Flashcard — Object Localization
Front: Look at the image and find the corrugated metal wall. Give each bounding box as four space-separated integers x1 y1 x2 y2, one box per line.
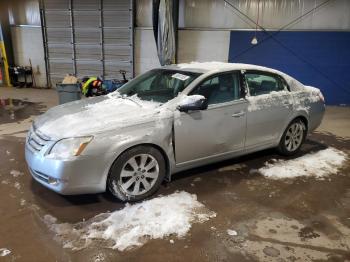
136 0 350 30
41 0 134 86
179 0 350 30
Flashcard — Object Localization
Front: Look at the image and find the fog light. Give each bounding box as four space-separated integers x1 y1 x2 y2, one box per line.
48 177 59 185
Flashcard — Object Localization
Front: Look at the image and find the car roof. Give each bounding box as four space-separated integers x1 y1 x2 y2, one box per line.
163 62 284 75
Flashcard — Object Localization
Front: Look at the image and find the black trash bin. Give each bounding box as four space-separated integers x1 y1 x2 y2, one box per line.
56 83 81 105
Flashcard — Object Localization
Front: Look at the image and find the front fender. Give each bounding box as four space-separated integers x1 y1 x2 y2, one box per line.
90 119 175 189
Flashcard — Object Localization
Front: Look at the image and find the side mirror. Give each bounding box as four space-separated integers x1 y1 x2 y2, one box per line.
177 95 208 112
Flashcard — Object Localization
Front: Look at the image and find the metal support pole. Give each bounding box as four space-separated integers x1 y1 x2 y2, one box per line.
172 0 179 64
131 0 135 78
100 0 105 79
39 0 51 88
69 0 77 76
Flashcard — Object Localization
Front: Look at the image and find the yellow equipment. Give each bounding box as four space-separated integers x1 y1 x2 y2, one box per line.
0 22 11 86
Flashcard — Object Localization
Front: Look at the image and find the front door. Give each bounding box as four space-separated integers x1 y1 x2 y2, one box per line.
174 71 247 164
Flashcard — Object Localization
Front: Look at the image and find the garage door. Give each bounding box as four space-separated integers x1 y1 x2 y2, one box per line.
41 0 134 86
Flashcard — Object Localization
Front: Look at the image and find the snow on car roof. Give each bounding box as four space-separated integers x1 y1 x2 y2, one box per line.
164 61 279 74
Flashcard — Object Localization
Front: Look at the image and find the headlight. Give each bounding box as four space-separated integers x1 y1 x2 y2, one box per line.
48 136 93 159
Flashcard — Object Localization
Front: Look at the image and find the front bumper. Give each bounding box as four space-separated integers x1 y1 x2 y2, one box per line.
25 144 110 195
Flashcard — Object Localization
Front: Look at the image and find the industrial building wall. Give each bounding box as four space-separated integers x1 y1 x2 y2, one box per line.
134 28 159 75
10 26 47 87
135 0 350 74
6 0 350 88
8 0 47 87
134 28 230 75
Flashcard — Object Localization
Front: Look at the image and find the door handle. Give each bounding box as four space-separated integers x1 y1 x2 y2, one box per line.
232 111 245 118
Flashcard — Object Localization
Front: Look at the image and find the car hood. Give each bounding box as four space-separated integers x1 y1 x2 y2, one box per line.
35 94 170 139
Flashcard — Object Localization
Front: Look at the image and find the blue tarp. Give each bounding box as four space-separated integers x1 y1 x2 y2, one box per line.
228 31 350 105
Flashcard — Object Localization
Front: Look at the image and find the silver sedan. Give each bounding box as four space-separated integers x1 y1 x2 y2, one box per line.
25 62 325 201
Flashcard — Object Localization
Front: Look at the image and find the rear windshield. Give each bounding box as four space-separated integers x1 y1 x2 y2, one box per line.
118 69 201 103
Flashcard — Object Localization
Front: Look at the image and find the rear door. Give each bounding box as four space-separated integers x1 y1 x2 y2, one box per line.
174 71 248 165
243 70 293 148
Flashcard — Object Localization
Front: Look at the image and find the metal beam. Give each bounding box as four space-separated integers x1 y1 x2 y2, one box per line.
39 0 50 88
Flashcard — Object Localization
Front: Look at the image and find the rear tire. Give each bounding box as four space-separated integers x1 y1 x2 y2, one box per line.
107 146 166 202
277 119 307 156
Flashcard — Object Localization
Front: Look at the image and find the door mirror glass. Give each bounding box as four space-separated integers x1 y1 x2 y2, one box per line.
177 95 208 112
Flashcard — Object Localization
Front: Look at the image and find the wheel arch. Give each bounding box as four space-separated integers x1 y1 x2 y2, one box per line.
106 143 171 187
278 115 309 144
294 115 309 131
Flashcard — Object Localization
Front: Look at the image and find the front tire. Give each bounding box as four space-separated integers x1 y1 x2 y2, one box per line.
107 146 166 202
278 119 307 156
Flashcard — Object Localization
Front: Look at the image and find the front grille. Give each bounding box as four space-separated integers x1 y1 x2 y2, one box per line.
30 168 49 183
27 128 51 153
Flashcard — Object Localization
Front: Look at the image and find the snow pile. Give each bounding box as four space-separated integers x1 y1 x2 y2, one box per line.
304 86 324 102
257 147 347 179
178 95 205 107
44 191 216 251
245 84 323 113
247 91 292 112
293 85 324 113
0 248 11 256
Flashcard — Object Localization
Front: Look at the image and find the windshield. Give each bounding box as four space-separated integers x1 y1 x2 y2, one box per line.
118 69 201 103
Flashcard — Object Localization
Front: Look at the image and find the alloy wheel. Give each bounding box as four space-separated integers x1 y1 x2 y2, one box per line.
284 122 304 152
119 154 160 196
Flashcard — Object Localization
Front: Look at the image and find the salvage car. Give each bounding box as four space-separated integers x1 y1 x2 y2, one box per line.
25 62 325 201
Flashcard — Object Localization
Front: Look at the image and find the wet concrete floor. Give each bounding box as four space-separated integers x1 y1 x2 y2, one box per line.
0 88 349 261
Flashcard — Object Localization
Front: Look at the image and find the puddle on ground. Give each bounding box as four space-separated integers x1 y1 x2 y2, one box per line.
0 98 45 124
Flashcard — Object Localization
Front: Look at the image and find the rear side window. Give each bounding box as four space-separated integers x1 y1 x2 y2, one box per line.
245 72 285 96
190 72 241 105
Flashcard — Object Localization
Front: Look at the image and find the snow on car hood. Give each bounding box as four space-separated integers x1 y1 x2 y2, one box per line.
35 93 165 139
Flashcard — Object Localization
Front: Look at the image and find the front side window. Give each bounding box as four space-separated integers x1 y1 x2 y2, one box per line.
245 72 285 96
190 72 241 106
118 69 201 103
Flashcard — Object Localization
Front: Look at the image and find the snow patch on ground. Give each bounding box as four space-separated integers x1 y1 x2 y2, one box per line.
227 229 238 236
43 191 216 251
0 248 11 256
10 170 23 178
14 182 21 190
1 180 9 185
256 147 347 179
